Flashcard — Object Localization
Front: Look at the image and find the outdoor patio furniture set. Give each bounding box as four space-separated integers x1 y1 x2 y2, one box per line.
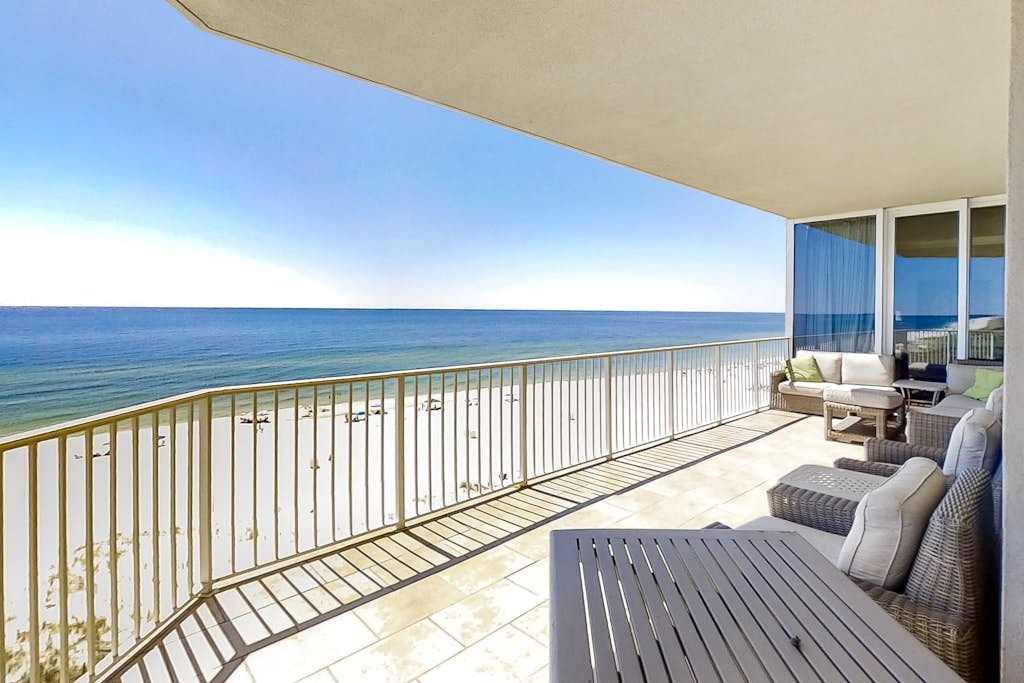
551 355 1001 682
770 351 1004 447
740 399 1003 681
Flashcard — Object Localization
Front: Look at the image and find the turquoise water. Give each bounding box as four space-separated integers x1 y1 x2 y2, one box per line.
0 307 782 435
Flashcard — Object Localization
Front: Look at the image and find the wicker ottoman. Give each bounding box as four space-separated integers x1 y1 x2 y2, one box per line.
767 464 886 535
822 385 905 444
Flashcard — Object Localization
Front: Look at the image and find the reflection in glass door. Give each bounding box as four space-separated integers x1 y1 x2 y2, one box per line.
893 212 959 367
968 205 1005 361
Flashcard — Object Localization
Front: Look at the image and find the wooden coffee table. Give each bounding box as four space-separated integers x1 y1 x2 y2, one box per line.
823 400 905 444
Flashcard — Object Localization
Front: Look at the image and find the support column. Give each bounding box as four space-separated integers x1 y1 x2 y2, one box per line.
1002 1 1024 678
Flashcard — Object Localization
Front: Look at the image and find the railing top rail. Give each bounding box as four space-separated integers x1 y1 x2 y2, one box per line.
0 335 789 449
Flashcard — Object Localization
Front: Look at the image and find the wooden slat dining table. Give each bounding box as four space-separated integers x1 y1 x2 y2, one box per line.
549 529 962 682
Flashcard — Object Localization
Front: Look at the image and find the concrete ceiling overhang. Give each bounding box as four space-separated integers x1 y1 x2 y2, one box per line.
168 1 1010 218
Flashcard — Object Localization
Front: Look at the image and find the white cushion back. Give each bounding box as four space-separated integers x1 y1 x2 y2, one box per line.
837 458 946 589
945 364 978 394
943 408 1002 475
986 386 1004 421
840 353 895 386
797 350 842 383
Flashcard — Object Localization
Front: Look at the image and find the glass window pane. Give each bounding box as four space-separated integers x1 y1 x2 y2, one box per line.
793 216 876 352
893 212 958 367
968 205 1005 361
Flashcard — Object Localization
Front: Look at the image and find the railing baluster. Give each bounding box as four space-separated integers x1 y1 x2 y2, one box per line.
150 414 160 624
313 386 319 544
518 364 528 484
230 395 237 572
604 356 613 458
463 372 469 499
273 391 281 559
379 380 385 526
294 388 300 550
440 373 446 507
252 392 258 563
87 426 97 673
58 435 69 681
331 384 337 541
28 443 40 683
753 343 762 409
346 383 353 533
714 345 723 424
132 417 141 635
363 381 369 529
667 351 675 437
413 376 420 516
110 420 120 659
170 408 179 609
476 371 482 497
396 377 406 528
187 403 194 596
198 397 212 596
426 376 432 511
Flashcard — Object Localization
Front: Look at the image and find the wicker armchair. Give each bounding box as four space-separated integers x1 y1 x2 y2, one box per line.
853 468 994 682
907 409 961 449
861 437 946 467
741 469 994 679
766 468 993 680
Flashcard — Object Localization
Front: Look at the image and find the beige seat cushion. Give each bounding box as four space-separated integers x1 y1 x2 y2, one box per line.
796 350 842 384
917 393 985 418
823 384 903 410
837 457 946 589
777 380 837 397
840 353 895 386
737 516 845 565
943 408 1002 475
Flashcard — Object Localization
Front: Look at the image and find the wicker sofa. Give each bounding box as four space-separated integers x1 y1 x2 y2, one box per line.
907 363 1003 448
770 350 901 415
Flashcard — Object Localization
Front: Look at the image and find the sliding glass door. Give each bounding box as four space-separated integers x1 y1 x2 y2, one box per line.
892 211 959 366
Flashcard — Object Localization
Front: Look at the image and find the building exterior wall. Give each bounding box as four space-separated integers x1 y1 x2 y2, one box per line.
1003 0 1024 678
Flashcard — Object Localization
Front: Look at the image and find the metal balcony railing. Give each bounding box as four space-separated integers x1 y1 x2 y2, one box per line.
0 336 789 681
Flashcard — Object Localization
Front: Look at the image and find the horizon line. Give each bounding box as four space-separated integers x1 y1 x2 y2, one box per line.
0 304 785 315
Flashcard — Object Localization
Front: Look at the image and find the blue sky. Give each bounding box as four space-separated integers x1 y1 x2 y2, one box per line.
0 1 784 311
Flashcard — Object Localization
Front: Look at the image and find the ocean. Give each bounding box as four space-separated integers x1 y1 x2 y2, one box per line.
0 307 783 436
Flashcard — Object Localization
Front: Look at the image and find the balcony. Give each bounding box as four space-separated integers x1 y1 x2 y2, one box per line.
0 337 807 681
113 410 859 682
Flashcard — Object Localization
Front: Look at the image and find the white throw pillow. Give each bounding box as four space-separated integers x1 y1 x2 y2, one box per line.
943 408 1002 475
840 353 895 386
986 386 1004 421
837 458 946 589
797 350 842 384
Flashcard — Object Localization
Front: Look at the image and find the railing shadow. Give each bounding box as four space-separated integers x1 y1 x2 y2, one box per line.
110 410 805 682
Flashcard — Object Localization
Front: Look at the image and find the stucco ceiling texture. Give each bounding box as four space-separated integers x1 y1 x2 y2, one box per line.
169 1 1009 218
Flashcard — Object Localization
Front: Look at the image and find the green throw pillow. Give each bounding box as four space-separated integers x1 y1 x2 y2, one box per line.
784 355 824 382
964 368 1003 401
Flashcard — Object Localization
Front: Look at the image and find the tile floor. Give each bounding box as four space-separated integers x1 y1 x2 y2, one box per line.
114 410 861 682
